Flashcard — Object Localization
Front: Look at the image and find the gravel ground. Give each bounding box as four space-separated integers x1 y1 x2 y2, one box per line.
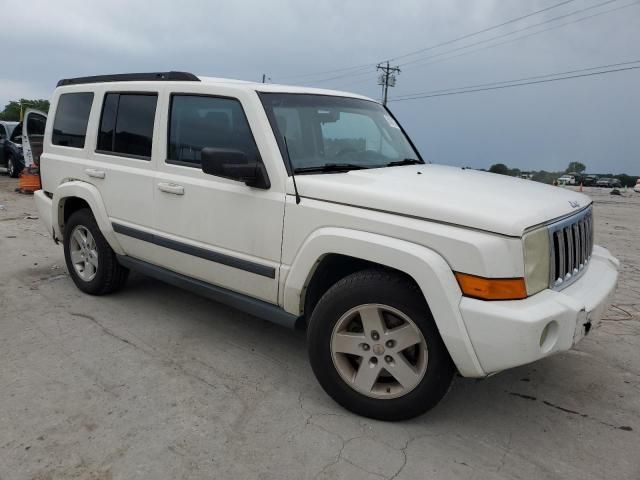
0 176 638 480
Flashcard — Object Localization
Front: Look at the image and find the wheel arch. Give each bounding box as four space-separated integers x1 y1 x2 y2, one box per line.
302 253 417 323
283 227 485 377
52 181 125 255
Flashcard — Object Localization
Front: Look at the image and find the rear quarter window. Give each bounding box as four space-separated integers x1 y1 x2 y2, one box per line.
52 92 94 148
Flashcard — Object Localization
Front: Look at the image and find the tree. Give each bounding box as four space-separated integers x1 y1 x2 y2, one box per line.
565 162 586 174
0 99 50 121
615 174 639 188
489 163 510 175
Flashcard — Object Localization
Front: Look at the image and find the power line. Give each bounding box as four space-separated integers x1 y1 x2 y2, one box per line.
283 65 374 84
388 0 578 63
293 0 633 88
393 59 640 98
398 0 622 69
320 0 638 91
278 0 636 93
399 0 640 73
276 0 577 83
298 66 376 86
388 64 640 102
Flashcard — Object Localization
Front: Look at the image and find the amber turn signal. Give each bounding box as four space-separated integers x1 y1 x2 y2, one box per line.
455 272 528 301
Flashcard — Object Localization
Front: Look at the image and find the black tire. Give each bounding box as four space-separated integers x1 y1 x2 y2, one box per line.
307 269 454 421
7 154 20 178
63 208 129 295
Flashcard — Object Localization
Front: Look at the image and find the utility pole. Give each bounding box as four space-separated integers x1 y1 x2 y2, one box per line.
377 61 400 106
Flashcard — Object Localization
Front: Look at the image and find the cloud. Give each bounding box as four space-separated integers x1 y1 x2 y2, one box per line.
1 0 638 174
0 80 50 105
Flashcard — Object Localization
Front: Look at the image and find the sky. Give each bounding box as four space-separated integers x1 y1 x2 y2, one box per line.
1 0 638 174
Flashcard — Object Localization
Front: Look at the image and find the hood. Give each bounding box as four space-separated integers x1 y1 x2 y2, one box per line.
294 164 591 237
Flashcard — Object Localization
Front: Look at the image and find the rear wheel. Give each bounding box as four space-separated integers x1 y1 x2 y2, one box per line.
7 154 19 178
63 208 129 295
307 269 454 421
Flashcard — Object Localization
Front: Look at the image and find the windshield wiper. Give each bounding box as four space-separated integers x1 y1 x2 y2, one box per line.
387 158 424 167
294 163 369 174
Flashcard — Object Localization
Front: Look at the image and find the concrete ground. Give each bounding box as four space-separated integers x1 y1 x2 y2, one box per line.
0 175 638 480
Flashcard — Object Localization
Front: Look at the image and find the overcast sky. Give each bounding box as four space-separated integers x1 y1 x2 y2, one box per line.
1 0 638 174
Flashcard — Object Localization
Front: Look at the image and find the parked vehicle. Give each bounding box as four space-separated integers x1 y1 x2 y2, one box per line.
582 175 598 186
0 112 48 179
634 179 640 193
596 177 622 188
556 174 577 185
0 120 20 177
34 72 619 420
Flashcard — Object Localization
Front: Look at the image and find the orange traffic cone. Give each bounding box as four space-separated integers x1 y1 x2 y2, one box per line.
18 171 41 194
579 182 583 192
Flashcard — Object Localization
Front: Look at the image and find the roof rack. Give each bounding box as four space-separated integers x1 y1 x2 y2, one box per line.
56 71 200 87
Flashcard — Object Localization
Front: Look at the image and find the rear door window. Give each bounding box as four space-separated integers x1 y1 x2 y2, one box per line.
52 93 94 148
97 93 157 159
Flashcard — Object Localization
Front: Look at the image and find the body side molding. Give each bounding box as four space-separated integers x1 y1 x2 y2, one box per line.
112 222 276 279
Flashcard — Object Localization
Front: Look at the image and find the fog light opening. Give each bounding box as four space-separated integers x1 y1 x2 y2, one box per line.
540 321 559 353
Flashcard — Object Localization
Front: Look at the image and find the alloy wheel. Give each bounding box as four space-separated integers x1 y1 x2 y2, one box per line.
69 225 99 281
330 303 428 399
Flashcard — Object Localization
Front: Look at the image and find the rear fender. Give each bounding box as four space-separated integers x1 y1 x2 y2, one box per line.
52 180 124 255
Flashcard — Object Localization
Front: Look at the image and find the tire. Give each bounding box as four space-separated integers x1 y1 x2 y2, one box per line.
63 208 129 295
7 154 19 178
307 269 454 421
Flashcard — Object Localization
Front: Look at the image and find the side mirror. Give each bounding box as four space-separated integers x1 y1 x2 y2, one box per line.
201 148 270 189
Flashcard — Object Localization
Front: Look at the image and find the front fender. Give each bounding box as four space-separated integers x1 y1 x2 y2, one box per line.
52 181 125 255
283 227 484 377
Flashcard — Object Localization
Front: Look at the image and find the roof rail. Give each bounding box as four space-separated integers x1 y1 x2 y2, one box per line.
56 71 200 87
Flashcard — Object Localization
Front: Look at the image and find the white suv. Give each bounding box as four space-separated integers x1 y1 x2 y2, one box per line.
34 72 619 420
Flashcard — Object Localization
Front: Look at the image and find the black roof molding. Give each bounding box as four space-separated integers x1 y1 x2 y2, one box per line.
56 71 200 87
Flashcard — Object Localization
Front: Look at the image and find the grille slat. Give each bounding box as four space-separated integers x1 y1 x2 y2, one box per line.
548 207 593 289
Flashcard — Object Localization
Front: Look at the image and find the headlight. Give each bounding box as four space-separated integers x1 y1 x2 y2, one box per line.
523 227 550 296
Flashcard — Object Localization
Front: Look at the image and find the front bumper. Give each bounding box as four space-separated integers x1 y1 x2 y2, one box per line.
459 245 619 375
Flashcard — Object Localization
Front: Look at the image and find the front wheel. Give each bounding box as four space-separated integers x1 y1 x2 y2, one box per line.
307 269 454 421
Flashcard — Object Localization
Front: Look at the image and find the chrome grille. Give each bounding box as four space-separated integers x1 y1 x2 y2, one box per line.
549 207 593 289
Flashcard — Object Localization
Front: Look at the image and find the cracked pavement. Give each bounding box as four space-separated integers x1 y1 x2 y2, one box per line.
1 176 639 480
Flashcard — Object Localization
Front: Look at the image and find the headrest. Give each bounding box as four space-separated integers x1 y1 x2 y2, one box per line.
204 111 231 133
275 114 287 135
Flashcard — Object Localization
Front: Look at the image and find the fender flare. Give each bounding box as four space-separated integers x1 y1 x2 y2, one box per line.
52 181 125 255
283 227 485 377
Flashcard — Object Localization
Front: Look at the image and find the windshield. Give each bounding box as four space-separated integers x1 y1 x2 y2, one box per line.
4 123 17 138
259 93 421 173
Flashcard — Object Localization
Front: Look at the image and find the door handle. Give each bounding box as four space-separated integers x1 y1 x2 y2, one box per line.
158 182 185 195
85 168 105 179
